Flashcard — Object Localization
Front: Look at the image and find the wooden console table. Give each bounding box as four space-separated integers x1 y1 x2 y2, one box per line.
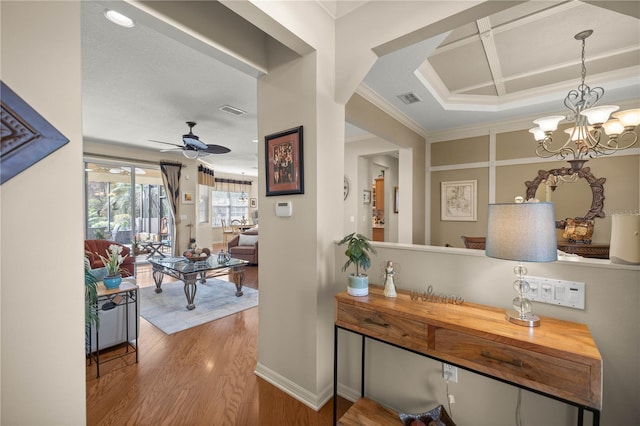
333 286 602 425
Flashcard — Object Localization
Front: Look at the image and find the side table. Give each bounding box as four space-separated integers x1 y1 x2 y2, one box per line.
87 279 139 378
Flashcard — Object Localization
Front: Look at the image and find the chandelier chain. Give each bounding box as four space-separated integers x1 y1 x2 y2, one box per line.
580 36 587 88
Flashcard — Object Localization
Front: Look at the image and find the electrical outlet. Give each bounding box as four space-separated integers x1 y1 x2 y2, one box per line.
442 363 458 383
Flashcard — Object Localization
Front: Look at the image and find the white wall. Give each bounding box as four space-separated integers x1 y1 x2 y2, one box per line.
334 243 640 425
251 0 345 407
1 2 86 423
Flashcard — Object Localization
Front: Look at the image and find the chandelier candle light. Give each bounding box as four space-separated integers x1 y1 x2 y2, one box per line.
529 30 639 170
485 202 558 327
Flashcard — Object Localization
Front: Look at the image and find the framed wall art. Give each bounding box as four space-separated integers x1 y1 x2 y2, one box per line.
265 126 304 196
363 190 371 204
1 81 70 184
182 191 194 204
441 180 477 221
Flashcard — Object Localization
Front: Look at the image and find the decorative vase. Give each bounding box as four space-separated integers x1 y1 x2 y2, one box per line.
347 274 368 296
103 274 122 289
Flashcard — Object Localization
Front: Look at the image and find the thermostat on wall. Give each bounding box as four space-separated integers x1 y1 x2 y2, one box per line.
275 201 292 217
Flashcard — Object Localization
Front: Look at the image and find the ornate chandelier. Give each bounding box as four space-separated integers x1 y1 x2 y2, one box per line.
529 30 639 170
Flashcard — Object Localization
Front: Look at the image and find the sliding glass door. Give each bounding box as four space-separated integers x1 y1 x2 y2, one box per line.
85 162 172 253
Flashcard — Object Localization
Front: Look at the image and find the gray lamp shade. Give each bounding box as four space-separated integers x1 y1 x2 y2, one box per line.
485 203 558 263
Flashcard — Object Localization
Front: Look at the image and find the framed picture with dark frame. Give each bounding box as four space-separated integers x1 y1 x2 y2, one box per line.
265 126 304 196
1 81 70 184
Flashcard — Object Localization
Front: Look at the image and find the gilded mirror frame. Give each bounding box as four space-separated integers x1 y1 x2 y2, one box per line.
525 166 606 228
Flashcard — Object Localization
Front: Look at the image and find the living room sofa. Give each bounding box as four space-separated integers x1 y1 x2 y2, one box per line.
227 227 258 264
84 239 135 277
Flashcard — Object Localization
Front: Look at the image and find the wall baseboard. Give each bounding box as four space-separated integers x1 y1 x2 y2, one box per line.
254 363 355 411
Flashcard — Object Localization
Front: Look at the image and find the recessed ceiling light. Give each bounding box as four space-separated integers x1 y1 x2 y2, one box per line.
252 139 258 143
109 168 123 174
103 9 135 28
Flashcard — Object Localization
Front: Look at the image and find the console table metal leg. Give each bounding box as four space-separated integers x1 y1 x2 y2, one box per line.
361 335 366 397
333 325 338 425
135 289 139 363
95 321 100 378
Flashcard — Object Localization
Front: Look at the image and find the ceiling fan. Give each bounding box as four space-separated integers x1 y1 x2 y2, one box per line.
150 121 231 158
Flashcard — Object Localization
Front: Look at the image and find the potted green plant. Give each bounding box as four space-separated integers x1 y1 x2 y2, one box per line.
85 257 99 329
99 244 128 289
337 232 377 296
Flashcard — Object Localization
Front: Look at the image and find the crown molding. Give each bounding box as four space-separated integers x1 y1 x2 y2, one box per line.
355 83 427 138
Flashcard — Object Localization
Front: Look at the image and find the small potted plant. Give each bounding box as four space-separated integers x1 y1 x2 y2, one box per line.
99 244 128 289
338 232 377 296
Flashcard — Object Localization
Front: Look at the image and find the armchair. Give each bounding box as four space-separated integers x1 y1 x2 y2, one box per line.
227 228 258 264
84 240 135 277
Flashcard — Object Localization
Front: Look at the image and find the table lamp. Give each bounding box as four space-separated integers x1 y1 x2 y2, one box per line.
485 202 557 327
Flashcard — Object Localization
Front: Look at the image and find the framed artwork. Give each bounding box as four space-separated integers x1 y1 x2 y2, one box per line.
441 180 477 221
250 198 257 208
1 81 70 184
265 126 304 196
182 191 194 204
363 190 371 204
394 186 399 213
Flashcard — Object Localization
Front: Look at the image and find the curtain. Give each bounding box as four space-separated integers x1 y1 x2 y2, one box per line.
214 177 252 192
198 164 215 186
160 160 182 255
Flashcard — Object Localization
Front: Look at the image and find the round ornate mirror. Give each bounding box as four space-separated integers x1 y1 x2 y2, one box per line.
525 165 606 228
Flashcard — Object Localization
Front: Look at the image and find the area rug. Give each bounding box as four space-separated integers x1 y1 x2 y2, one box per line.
139 278 258 335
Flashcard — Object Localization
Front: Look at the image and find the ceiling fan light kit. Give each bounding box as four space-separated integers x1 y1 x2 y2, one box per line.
529 30 639 167
182 121 208 150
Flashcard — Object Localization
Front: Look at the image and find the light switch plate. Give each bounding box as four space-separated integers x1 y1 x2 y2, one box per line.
524 276 585 310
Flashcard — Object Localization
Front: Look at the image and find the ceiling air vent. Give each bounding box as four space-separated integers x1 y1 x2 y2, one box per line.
397 92 421 105
219 105 246 116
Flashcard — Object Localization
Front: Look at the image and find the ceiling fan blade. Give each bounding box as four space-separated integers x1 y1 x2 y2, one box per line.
203 144 231 154
149 139 183 148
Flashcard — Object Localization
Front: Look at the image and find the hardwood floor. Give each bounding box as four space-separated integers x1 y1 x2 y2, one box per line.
86 256 352 425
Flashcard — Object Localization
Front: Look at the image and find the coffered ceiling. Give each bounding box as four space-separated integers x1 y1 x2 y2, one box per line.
81 1 640 175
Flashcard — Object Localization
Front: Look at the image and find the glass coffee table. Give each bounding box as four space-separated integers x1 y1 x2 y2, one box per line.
148 256 249 310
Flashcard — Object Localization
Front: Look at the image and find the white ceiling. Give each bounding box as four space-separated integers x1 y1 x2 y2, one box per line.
81 1 640 176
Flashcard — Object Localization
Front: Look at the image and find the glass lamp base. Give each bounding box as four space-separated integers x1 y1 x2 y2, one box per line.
506 310 540 327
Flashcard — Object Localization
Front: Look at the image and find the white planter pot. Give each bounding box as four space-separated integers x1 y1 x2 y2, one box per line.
347 274 369 296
